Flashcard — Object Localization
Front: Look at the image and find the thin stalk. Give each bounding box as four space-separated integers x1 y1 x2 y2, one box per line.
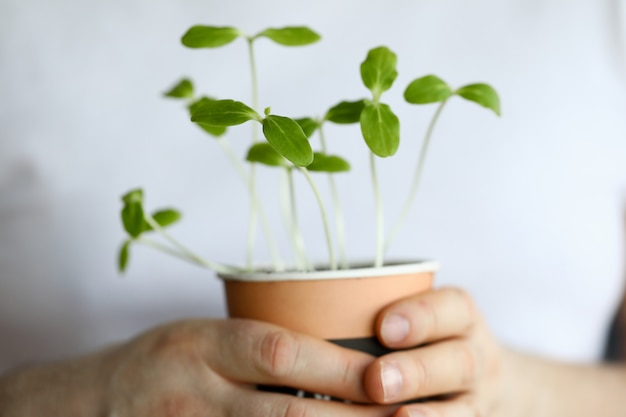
245 37 261 270
370 152 384 268
287 168 311 270
298 167 336 270
318 124 348 269
385 100 447 252
247 37 260 143
245 177 258 271
217 138 284 271
142 215 240 274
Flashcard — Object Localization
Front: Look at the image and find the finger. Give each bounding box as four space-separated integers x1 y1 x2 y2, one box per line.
226 387 398 417
199 319 375 403
364 339 482 404
377 287 477 348
394 393 483 417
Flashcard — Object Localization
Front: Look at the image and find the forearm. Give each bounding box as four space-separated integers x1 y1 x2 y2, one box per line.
0 349 113 417
499 349 626 417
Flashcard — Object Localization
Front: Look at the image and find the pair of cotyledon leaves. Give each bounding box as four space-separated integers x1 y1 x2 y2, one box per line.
177 25 500 168
119 189 181 271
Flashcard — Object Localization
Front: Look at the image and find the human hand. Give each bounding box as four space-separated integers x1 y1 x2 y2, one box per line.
102 319 396 417
363 287 505 416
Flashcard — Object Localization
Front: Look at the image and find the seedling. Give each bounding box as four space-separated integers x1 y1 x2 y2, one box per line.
118 25 500 275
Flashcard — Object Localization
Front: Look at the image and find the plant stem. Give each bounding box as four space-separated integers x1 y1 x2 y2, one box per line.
298 167 336 270
287 168 311 270
245 36 261 270
245 176 258 271
318 124 348 269
217 138 284 271
385 100 447 252
141 216 240 274
247 37 260 143
370 152 384 268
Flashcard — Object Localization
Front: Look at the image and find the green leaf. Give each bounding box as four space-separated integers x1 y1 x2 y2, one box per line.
152 209 181 228
294 117 319 138
455 83 501 116
360 47 398 99
246 142 287 167
188 98 227 137
257 27 321 46
164 79 194 99
197 123 227 137
120 189 145 238
307 152 350 173
191 99 261 126
262 115 313 167
181 26 240 48
360 102 400 157
404 75 453 104
324 100 366 124
118 240 131 273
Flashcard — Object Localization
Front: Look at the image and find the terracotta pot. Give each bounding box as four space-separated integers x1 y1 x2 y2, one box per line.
218 260 438 352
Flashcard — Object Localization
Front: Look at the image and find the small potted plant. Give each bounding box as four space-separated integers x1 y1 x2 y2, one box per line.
117 25 500 359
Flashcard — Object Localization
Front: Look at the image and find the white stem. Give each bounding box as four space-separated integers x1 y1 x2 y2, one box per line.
318 124 348 269
245 37 261 270
245 167 258 271
142 216 240 274
385 100 447 252
370 153 384 268
217 138 284 271
298 167 336 270
287 168 311 271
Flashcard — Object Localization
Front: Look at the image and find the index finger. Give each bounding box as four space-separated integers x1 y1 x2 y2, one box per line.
200 319 376 403
376 287 477 349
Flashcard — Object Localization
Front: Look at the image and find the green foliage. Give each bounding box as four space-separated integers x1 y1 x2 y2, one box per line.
262 115 313 167
246 142 287 167
294 117 319 138
404 75 453 104
455 83 501 116
307 153 350 173
360 102 400 157
118 240 131 273
121 189 145 238
191 99 261 126
149 209 182 229
164 79 194 99
257 27 321 46
324 100 366 124
120 23 502 275
188 98 227 137
181 26 240 48
360 47 398 101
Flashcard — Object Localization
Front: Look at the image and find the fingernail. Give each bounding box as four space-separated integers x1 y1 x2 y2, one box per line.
381 314 409 345
380 361 403 402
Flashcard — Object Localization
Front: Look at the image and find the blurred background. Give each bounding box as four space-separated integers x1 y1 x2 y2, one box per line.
1 0 625 373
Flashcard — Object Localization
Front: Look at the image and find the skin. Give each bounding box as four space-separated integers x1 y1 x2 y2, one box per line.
1 287 625 416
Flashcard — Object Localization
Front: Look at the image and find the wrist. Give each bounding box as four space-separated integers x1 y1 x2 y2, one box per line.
0 347 115 417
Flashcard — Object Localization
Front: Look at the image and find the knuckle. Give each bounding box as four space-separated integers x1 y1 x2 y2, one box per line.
147 324 196 359
456 341 479 386
449 287 477 318
416 298 438 338
257 331 300 378
462 396 484 417
410 355 431 393
280 400 315 417
156 393 203 417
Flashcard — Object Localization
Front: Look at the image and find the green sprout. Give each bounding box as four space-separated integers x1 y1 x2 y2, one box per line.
118 24 500 275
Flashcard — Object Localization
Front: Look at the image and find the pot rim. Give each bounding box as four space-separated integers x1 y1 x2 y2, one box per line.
217 259 439 282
